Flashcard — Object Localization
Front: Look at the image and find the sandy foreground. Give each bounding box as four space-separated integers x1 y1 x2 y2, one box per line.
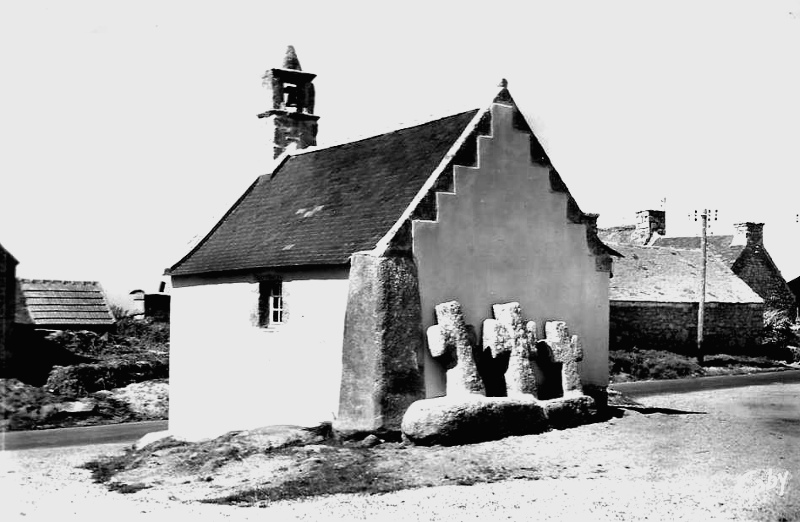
2 384 799 521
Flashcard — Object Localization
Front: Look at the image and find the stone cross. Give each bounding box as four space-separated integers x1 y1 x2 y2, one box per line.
542 321 584 396
426 301 485 396
483 302 538 397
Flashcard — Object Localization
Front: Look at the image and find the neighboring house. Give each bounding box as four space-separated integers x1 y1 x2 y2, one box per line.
608 243 763 352
789 276 800 309
15 279 115 331
166 47 618 440
129 289 145 317
129 288 170 322
600 210 797 321
1 242 18 352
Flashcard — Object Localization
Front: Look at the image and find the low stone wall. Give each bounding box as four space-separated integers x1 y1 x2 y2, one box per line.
610 301 763 354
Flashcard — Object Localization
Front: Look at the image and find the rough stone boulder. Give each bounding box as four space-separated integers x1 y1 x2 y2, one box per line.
401 394 596 446
401 395 548 446
540 394 596 429
45 358 168 397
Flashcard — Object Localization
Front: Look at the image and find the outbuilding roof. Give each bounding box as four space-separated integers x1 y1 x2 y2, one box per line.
15 279 115 327
608 244 763 304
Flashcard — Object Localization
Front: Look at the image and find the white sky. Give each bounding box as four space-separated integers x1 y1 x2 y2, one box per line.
1 0 799 306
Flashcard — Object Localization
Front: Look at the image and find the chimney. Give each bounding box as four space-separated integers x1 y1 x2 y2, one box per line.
632 210 666 245
257 45 320 159
731 222 764 248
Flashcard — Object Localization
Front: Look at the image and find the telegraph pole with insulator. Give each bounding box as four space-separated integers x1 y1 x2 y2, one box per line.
693 209 717 364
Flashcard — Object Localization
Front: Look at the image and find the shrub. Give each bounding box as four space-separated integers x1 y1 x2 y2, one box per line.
114 317 170 350
762 310 795 348
609 349 702 381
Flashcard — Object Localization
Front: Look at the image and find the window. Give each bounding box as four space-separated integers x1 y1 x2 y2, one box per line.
259 280 283 327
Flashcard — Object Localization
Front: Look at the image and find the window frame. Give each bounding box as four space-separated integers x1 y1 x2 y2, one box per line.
258 279 284 328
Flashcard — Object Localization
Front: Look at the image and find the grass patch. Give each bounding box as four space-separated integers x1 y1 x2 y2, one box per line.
81 448 139 483
610 349 702 381
702 354 779 368
81 436 189 483
610 348 792 382
82 424 547 506
201 445 540 506
203 448 406 504
108 482 151 494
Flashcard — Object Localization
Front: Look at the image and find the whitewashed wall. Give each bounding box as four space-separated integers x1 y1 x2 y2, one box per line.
169 267 349 440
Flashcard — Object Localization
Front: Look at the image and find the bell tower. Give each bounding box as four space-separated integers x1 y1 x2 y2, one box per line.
257 45 319 159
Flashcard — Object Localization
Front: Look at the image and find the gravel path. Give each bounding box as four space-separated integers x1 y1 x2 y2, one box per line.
3 383 799 521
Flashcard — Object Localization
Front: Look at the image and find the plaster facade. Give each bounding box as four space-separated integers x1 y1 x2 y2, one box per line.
169 267 349 440
412 103 610 397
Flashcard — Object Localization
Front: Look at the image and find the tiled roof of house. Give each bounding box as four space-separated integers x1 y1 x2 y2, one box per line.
608 244 762 304
651 235 744 268
597 225 637 244
169 109 480 276
15 279 115 326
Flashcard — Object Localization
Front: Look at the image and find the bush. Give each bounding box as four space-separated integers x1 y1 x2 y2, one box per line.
762 310 795 348
114 316 170 350
609 349 702 381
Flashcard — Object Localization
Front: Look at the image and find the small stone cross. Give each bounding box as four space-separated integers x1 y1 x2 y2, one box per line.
483 302 538 397
542 321 584 396
426 301 485 396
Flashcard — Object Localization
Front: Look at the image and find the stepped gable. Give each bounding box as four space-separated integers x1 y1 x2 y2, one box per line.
392 85 618 270
170 86 618 277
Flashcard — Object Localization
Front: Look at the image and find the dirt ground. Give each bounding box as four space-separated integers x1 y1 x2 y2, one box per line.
3 383 800 521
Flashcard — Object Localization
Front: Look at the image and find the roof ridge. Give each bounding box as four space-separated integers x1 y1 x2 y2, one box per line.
289 109 481 157
19 278 103 285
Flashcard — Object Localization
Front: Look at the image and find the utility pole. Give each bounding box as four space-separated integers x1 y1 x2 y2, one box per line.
693 209 717 365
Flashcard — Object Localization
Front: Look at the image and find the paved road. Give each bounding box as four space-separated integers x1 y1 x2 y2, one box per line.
611 368 800 397
5 383 800 520
4 370 798 451
2 420 168 451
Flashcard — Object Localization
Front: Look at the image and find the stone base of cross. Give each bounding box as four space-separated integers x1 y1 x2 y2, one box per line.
426 301 485 396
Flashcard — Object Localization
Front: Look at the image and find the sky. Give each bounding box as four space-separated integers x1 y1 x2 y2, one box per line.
1 0 799 307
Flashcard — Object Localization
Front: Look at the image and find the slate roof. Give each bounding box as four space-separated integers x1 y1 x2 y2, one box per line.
15 279 115 327
169 109 480 276
608 244 762 304
652 235 744 268
597 225 637 245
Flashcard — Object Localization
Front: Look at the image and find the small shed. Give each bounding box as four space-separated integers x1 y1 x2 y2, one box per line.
15 279 115 331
